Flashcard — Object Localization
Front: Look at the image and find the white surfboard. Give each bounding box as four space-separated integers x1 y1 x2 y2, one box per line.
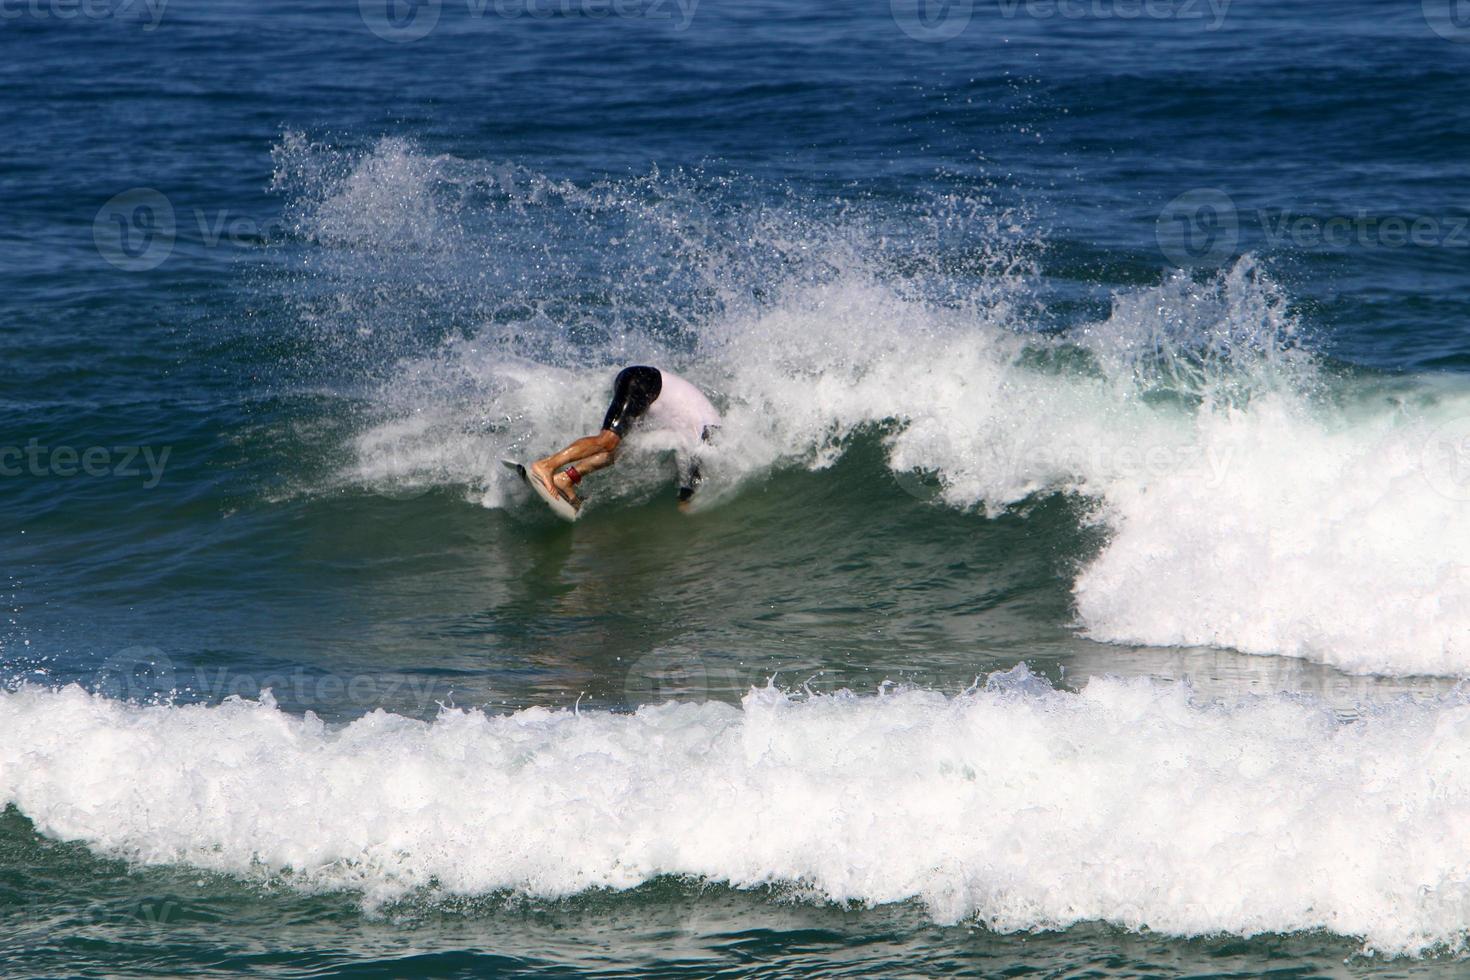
502 459 580 522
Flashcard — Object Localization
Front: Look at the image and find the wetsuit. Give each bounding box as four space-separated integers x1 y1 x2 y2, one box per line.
602 366 721 501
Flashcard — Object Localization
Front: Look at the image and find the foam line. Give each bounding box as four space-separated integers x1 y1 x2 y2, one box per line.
3 672 1469 955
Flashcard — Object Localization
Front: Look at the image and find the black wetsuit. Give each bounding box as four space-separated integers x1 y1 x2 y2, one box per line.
601 365 663 438
600 365 714 501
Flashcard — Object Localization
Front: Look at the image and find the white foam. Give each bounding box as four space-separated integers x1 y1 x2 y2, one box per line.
1073 390 1470 676
700 264 1470 676
1061 265 1470 676
349 264 1470 675
279 139 1470 676
4 673 1470 955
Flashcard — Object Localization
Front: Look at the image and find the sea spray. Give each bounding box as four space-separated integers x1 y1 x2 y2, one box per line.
270 137 1470 676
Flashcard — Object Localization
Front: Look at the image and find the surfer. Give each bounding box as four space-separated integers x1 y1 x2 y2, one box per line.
529 366 720 513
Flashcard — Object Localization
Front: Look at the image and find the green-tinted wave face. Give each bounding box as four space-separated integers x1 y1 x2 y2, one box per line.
246 139 1470 680
2 804 1439 980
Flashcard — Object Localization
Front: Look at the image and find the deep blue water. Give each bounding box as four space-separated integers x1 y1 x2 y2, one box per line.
3 0 1470 976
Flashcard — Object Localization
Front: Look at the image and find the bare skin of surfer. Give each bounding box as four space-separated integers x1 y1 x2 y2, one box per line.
529 366 720 513
528 431 620 509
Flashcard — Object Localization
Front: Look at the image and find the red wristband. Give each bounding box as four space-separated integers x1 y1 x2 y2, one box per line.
565 466 582 485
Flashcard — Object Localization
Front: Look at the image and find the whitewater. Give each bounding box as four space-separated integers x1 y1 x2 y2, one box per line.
10 134 1455 960
4 669 1470 956
10 2 1470 976
288 141 1470 678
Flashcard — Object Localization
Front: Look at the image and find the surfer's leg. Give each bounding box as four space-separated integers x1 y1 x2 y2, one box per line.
676 427 714 512
530 365 655 501
531 430 620 500
552 449 614 501
675 453 702 510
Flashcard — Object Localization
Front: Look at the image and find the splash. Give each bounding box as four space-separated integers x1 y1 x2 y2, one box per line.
268 136 1470 676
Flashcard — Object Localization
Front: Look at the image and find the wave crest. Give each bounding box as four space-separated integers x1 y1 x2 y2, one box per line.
5 673 1470 955
270 137 1470 677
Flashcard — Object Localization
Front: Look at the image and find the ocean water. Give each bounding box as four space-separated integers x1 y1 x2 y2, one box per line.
3 0 1470 975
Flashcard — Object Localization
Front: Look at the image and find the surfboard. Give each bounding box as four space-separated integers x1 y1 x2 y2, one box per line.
502 459 580 522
